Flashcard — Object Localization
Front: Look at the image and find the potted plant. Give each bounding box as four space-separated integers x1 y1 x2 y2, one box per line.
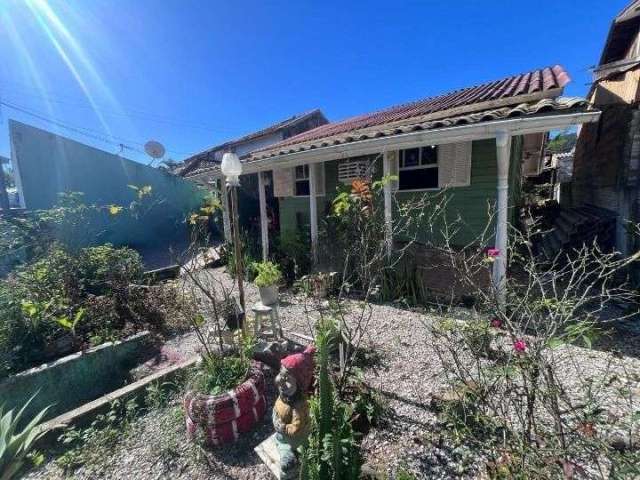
184 337 267 446
253 261 282 305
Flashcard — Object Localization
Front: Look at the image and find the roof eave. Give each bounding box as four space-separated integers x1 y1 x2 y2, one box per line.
185 108 600 183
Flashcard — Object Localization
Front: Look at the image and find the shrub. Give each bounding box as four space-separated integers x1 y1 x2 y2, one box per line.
271 229 311 285
0 243 149 376
252 261 282 288
188 336 253 395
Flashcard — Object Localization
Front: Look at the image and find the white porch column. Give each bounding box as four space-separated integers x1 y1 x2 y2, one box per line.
220 179 232 243
383 151 393 257
493 131 512 307
308 163 319 265
258 171 269 261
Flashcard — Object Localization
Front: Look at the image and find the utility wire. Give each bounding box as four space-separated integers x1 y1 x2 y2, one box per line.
0 80 243 133
1 100 145 155
0 100 197 157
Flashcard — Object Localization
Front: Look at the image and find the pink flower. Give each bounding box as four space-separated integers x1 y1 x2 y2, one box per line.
513 339 527 353
486 248 500 258
490 317 502 329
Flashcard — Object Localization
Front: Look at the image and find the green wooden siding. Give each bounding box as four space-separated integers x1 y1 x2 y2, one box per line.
278 160 339 232
277 138 524 246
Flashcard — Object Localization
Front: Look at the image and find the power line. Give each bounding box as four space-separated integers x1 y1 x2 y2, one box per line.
0 100 196 157
1 100 144 154
0 80 243 134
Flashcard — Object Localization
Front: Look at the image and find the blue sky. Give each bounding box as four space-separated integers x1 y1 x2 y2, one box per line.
0 0 628 165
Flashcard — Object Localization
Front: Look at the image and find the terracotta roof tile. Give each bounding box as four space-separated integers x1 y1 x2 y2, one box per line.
249 96 590 162
252 65 570 157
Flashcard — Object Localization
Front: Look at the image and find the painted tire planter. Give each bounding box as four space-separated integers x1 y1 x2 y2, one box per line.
184 361 266 446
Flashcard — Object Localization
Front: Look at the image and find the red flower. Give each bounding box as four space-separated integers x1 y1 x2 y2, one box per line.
490 317 502 329
513 339 527 353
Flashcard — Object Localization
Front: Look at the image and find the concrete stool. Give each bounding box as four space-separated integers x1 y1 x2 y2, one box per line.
252 302 283 339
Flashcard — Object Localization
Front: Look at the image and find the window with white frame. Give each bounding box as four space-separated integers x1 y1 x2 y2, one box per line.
294 165 310 196
398 145 438 190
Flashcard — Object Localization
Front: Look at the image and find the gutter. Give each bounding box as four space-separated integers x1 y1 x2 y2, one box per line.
190 110 600 180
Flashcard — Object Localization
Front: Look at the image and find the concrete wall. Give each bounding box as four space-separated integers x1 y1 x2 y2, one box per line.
9 120 206 248
0 332 151 425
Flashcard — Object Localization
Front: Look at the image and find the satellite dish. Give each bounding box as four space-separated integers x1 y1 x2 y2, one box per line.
144 140 165 159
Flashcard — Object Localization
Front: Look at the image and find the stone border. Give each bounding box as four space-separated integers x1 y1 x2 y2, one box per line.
0 331 151 424
36 356 199 447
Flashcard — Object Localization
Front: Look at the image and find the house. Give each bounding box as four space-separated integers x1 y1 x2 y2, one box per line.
201 65 599 300
179 109 328 242
572 0 640 258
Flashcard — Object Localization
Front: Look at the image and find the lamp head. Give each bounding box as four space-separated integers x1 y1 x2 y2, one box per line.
221 152 242 186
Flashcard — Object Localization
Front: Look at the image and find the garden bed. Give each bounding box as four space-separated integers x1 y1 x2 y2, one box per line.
23 266 640 479
0 332 155 424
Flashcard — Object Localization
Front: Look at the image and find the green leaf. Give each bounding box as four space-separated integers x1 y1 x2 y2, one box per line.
56 316 73 329
193 314 205 327
547 337 564 349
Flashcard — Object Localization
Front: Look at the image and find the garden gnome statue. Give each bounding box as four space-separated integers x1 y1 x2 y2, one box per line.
272 345 315 479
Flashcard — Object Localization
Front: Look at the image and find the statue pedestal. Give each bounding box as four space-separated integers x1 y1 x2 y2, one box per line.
255 433 299 480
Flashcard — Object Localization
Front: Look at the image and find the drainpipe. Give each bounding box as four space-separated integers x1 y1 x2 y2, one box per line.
493 131 512 308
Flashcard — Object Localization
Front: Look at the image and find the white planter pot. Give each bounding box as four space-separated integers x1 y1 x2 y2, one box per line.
258 285 279 305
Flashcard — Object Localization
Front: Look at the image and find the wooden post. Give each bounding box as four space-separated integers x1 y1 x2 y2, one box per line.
258 172 269 261
308 163 318 266
493 131 512 308
383 151 393 257
221 179 232 243
230 185 246 328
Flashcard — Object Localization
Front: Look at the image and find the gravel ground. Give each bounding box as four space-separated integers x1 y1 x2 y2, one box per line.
25 266 640 480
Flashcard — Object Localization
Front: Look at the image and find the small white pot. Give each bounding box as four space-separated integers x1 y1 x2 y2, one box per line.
258 285 279 305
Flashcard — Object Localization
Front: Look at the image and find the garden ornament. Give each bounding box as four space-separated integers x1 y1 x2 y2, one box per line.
272 344 316 479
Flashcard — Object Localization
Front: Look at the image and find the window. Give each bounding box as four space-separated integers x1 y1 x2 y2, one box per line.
295 165 310 196
398 145 438 190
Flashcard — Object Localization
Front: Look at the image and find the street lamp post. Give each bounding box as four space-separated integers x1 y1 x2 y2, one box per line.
221 152 246 334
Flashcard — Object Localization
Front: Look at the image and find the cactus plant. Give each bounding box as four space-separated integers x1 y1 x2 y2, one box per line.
299 319 360 480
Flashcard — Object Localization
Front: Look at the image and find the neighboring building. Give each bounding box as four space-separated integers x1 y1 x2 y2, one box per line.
181 109 328 242
9 120 205 251
572 0 640 256
202 65 599 297
179 109 328 179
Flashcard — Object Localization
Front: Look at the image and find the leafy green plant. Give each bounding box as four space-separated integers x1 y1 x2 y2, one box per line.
271 229 312 285
0 241 151 376
57 399 137 473
0 396 49 480
189 337 254 396
252 261 282 288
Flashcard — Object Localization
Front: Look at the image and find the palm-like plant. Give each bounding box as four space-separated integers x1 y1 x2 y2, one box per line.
0 396 49 480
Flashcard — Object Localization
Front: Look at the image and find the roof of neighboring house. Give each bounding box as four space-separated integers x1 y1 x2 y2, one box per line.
598 0 640 67
249 66 574 162
179 109 327 178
